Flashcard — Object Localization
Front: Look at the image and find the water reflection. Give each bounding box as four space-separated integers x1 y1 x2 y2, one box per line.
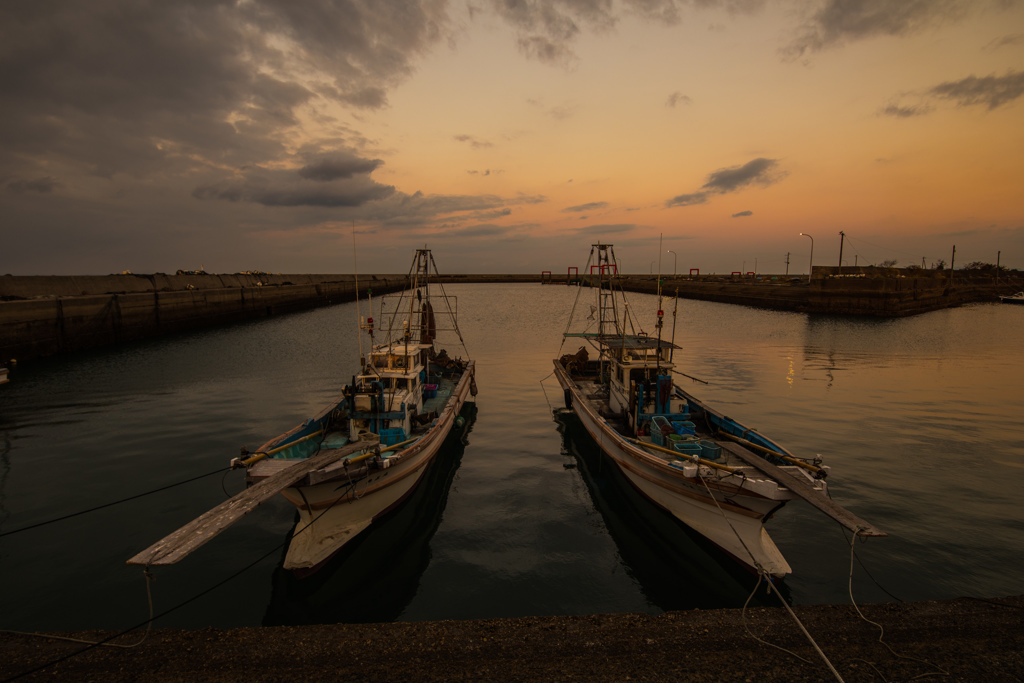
553 409 781 609
262 403 477 625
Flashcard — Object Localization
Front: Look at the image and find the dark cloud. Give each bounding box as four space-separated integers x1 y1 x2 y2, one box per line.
575 223 636 235
702 158 782 192
666 92 693 107
732 210 753 217
983 33 1024 52
564 201 609 212
782 0 1008 59
666 192 709 207
6 176 60 193
454 134 494 149
667 158 785 208
881 70 1024 117
193 156 395 207
928 70 1024 109
879 102 932 118
298 156 384 181
488 0 617 67
0 0 451 184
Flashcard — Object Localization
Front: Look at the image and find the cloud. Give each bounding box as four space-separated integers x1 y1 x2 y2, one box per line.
983 33 1024 52
454 134 494 149
927 70 1024 109
732 210 753 217
298 155 384 181
6 176 60 193
488 0 617 67
193 153 395 208
666 92 693 107
881 70 1024 117
666 157 785 208
0 1 452 184
564 201 609 212
575 223 636 235
702 158 784 193
781 0 1006 59
666 192 709 207
879 102 933 118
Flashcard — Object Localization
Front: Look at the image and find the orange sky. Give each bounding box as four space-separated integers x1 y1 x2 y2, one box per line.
2 1 1022 274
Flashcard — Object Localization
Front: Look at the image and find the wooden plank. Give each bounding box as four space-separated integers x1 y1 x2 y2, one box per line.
719 441 886 538
126 440 372 566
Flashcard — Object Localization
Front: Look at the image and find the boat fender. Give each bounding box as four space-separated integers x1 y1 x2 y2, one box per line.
563 388 572 409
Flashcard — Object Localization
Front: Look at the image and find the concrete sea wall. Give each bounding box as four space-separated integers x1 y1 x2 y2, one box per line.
2 270 1019 363
0 273 407 363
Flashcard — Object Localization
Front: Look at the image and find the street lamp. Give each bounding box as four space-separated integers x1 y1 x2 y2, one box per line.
667 250 677 277
799 233 814 283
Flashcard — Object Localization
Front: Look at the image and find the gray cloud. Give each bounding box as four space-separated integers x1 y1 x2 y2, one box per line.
298 156 384 181
666 92 693 107
881 70 1024 118
782 0 1007 59
702 158 784 193
879 102 933 118
488 0 617 67
666 192 709 207
7 176 60 193
667 157 785 208
0 1 451 186
575 223 636 235
983 33 1024 52
928 70 1024 109
732 210 753 217
454 134 494 149
564 201 610 212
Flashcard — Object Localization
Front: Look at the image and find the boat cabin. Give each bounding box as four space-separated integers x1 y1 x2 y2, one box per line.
599 335 688 435
349 342 431 445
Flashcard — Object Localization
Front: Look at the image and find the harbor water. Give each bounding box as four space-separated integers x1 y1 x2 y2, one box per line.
1 283 1022 631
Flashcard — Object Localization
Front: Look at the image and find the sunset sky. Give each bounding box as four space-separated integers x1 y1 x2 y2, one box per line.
3 0 1022 275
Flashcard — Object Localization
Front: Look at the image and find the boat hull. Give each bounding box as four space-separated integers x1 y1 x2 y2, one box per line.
279 364 475 572
553 361 792 577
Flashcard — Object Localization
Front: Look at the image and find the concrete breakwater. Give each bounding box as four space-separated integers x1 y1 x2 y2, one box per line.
613 270 1019 317
0 273 407 363
1 270 1018 363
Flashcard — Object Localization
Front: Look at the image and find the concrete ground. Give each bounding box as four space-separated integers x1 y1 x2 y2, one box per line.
2 595 1021 682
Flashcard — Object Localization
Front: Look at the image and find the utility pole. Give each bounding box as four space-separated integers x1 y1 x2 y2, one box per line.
950 245 956 281
997 250 1001 284
785 252 790 276
838 231 845 276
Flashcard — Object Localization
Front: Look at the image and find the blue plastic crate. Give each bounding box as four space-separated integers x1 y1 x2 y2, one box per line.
380 428 407 446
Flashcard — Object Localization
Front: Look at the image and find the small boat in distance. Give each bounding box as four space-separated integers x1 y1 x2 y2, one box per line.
552 243 884 578
999 291 1024 305
129 248 476 574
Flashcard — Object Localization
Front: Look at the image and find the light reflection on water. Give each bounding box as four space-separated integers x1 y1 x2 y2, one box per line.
0 283 1021 630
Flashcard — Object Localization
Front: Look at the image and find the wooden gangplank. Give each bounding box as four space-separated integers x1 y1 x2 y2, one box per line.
127 440 371 566
720 441 886 538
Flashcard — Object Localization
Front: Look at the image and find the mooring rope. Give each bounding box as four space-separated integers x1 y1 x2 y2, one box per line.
2 467 369 682
0 467 232 538
843 530 949 681
695 473 845 682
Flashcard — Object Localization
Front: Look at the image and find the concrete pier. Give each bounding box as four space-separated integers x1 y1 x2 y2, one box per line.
0 273 407 363
1 270 1020 363
1 595 1020 681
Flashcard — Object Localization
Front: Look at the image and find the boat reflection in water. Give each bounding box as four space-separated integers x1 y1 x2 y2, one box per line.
554 408 784 610
263 402 477 625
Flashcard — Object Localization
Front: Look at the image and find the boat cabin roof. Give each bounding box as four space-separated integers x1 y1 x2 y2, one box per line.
596 335 680 351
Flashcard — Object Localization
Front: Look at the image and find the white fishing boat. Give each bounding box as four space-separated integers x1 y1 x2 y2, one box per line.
552 243 883 577
999 291 1024 305
129 248 476 574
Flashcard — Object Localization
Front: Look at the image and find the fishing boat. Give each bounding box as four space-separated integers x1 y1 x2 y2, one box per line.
551 243 883 578
129 248 476 574
999 291 1024 305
